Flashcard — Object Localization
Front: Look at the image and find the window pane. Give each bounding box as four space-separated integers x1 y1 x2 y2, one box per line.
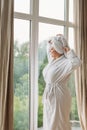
14 19 30 130
68 28 74 49
69 0 74 22
67 72 80 127
68 28 81 129
14 0 30 14
39 0 64 20
38 23 64 128
39 23 64 43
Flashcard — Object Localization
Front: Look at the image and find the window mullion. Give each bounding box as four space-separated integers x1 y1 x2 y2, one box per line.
38 16 66 26
14 12 33 20
30 0 39 130
74 0 79 51
64 0 69 39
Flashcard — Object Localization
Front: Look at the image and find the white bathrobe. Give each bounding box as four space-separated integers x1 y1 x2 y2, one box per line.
42 49 81 130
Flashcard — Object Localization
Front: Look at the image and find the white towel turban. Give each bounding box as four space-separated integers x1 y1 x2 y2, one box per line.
47 34 69 62
49 34 69 54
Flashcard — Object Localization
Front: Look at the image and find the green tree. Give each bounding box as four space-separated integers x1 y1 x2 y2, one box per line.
14 41 29 130
14 41 29 95
38 96 43 127
67 73 79 120
38 56 48 96
38 42 48 127
14 96 29 130
15 74 29 98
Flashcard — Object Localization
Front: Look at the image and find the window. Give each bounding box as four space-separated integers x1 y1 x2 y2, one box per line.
14 19 30 130
69 0 74 22
39 23 64 42
39 0 64 20
14 0 81 130
14 0 30 13
38 23 64 128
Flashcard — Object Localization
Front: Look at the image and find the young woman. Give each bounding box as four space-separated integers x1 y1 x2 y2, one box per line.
42 34 81 130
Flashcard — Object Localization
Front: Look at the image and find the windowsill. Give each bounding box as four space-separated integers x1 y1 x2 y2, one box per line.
38 121 82 130
38 126 82 130
70 120 81 127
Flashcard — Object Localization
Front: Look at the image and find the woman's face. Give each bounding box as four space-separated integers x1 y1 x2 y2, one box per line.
48 39 62 59
49 47 59 58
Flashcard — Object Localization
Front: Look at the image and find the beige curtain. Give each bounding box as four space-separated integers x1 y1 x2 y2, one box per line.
0 0 14 130
75 0 87 130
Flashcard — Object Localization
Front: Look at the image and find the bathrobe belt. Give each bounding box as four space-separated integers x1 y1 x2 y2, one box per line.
42 82 65 101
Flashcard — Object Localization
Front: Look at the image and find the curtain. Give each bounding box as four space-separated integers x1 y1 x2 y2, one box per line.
0 0 14 130
75 0 87 130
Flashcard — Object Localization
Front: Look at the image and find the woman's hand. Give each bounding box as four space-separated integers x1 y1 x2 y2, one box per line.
63 46 70 52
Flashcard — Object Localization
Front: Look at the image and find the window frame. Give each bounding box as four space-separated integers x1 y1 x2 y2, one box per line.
14 0 79 130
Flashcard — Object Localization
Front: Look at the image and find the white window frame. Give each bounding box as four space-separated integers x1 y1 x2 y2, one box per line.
14 0 79 130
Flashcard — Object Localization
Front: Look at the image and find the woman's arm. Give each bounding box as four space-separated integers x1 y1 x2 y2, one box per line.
63 46 82 71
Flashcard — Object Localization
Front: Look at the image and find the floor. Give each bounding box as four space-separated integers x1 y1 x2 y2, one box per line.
72 127 82 130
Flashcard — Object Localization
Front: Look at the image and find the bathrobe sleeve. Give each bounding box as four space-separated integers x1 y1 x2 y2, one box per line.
65 49 82 73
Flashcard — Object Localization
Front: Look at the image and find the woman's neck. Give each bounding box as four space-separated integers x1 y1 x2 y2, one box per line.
54 53 63 59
